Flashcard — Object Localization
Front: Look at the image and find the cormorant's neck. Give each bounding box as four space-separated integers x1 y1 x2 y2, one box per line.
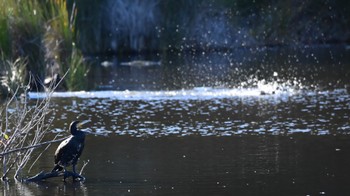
70 126 79 135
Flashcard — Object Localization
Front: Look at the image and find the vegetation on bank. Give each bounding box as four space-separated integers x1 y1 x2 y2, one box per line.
0 0 89 99
0 1 89 179
0 0 349 97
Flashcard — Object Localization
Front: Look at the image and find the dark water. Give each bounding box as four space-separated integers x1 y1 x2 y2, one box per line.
4 135 350 195
3 46 350 195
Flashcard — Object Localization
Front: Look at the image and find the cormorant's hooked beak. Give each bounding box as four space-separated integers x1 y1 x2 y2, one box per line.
76 119 106 136
77 120 91 129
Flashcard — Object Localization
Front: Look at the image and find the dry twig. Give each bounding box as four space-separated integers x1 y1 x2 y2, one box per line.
0 72 67 181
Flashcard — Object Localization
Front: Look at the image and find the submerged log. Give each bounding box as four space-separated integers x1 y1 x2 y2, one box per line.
24 170 85 182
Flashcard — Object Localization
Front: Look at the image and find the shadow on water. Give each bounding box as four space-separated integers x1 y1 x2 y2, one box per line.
4 135 350 195
83 135 350 195
5 46 350 195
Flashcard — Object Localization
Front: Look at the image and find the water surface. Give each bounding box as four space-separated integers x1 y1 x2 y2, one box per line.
3 46 350 195
4 135 350 195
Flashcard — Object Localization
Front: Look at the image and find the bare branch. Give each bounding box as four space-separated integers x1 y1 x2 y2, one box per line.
0 69 69 181
0 137 68 157
1 156 18 181
79 160 89 175
28 133 59 172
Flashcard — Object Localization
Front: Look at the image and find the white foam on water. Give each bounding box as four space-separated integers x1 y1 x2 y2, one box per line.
28 85 296 100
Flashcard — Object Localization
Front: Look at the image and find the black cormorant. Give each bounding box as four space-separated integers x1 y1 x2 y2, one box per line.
52 121 85 174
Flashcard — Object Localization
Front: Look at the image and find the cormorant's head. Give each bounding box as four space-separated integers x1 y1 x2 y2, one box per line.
69 121 81 135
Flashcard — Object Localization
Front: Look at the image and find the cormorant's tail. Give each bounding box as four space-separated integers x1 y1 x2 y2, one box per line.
52 164 63 172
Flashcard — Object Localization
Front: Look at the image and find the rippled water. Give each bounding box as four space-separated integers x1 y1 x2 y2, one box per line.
29 87 350 136
3 46 350 195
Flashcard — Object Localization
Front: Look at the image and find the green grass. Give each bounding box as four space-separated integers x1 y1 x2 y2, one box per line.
63 46 89 91
44 0 89 91
0 0 89 97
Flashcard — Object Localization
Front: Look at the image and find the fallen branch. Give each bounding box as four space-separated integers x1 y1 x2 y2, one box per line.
24 170 85 182
20 160 89 182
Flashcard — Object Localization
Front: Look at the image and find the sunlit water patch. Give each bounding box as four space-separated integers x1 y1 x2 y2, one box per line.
28 88 350 137
29 83 296 100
